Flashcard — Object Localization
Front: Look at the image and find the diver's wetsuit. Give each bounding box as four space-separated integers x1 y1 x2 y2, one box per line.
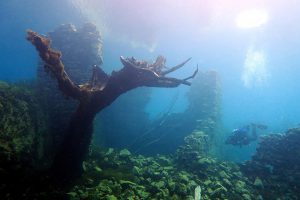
231 126 251 145
226 123 262 146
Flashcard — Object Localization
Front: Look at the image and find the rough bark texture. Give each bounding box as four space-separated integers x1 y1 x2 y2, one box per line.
27 30 197 179
36 24 103 166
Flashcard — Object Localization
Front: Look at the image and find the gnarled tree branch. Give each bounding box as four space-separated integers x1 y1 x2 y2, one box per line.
27 29 198 179
27 30 84 100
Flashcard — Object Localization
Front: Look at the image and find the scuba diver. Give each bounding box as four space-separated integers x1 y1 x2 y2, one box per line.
225 123 268 147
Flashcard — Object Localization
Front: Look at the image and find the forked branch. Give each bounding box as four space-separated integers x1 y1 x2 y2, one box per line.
26 29 198 179
27 30 197 107
27 30 84 100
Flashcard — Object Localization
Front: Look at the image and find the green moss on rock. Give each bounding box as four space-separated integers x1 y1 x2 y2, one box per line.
0 81 45 164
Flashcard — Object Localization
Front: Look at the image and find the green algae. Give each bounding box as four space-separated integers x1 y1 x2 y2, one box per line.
0 81 260 199
67 140 259 200
0 81 45 164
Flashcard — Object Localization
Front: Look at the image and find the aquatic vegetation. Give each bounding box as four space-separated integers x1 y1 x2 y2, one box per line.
0 81 50 199
0 81 44 164
0 101 259 200
175 131 258 199
241 128 300 199
176 131 210 170
69 147 199 199
65 131 259 200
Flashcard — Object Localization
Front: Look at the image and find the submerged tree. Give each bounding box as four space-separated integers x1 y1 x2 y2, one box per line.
27 30 197 179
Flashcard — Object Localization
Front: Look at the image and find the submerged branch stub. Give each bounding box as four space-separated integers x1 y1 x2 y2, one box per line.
183 65 199 82
160 57 192 76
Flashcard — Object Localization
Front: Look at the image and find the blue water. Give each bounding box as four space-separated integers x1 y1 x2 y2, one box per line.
1 0 300 161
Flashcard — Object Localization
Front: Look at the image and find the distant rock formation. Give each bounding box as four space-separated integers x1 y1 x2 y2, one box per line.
241 128 300 199
0 82 45 165
130 70 221 155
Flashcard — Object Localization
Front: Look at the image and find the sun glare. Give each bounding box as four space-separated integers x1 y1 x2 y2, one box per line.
236 9 268 29
241 46 270 88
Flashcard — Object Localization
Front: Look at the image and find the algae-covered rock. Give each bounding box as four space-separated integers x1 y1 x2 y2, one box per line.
222 178 232 187
132 166 141 176
67 146 258 200
185 195 194 200
69 148 199 199
219 170 230 179
177 183 188 195
241 128 300 199
0 81 45 165
136 189 150 199
204 179 212 186
168 180 176 192
119 149 131 158
242 193 252 200
211 186 227 198
254 177 264 189
105 195 117 200
98 181 113 194
198 157 215 166
119 180 137 188
178 171 190 183
174 131 258 199
236 180 246 187
105 148 114 156
157 155 172 165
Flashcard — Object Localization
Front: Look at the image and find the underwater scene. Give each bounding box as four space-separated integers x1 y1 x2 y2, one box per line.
1 0 300 199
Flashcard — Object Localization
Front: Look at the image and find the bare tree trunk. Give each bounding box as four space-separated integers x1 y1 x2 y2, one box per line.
51 103 96 178
27 30 197 179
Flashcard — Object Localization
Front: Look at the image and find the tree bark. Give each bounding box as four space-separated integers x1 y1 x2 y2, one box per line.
51 103 96 178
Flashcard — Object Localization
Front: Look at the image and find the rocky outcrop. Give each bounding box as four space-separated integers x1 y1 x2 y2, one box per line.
241 128 300 199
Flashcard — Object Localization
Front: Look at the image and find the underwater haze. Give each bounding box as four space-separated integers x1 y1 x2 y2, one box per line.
2 0 300 159
1 0 300 199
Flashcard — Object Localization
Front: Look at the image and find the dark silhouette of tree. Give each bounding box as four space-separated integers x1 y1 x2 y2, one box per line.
27 30 197 180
